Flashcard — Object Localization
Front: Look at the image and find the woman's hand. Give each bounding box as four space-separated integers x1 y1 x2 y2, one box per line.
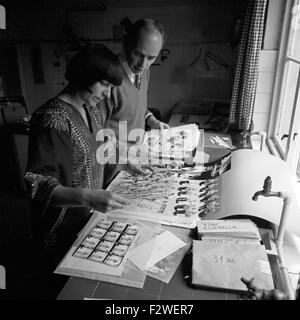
84 189 130 213
123 162 158 175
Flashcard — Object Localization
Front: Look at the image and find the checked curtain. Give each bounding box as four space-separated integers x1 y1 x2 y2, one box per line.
228 0 268 131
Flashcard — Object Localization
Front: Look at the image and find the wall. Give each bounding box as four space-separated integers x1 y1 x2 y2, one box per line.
17 43 67 113
3 0 284 126
252 50 278 133
8 1 246 119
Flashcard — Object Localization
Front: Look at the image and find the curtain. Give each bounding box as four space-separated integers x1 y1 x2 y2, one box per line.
228 0 268 131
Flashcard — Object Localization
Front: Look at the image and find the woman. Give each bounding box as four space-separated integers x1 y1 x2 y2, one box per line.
25 45 131 271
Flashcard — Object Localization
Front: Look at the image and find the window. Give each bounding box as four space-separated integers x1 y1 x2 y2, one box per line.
268 0 300 179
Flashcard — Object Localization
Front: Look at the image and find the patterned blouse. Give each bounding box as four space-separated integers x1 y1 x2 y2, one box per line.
25 97 112 244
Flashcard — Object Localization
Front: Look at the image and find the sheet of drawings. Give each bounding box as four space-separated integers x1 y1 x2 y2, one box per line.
56 216 145 277
180 152 232 180
143 124 201 160
56 214 162 288
107 169 221 226
73 220 141 268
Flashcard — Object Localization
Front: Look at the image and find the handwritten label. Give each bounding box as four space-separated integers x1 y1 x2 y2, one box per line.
202 223 238 231
213 255 236 264
205 238 258 245
197 219 259 237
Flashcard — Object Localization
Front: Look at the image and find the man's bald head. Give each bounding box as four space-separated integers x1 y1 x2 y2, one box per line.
124 19 166 51
123 19 165 74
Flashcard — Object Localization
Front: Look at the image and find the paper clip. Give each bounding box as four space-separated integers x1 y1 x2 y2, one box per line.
179 180 190 185
173 208 186 215
174 204 186 210
176 197 188 203
178 186 188 191
178 191 187 196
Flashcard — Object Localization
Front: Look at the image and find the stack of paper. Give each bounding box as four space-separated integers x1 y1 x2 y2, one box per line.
143 124 201 161
107 169 221 228
197 219 261 242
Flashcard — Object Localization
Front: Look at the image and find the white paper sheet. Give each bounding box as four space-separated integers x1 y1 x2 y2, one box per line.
128 230 186 271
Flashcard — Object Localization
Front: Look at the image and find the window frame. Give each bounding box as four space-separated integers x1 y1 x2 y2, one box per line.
267 0 300 175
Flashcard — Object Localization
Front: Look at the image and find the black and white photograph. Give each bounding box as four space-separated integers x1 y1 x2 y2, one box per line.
1 0 300 305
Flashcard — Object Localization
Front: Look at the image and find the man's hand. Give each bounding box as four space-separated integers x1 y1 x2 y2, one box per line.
147 115 170 130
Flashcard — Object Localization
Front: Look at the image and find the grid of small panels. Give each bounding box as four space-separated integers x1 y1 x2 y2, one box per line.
72 220 140 267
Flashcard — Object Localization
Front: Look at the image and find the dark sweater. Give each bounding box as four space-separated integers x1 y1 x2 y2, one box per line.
103 68 150 141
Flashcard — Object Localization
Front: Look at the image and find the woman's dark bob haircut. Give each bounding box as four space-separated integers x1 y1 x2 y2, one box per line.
65 45 124 90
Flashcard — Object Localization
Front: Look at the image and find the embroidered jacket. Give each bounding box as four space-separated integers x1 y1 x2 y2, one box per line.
25 97 110 244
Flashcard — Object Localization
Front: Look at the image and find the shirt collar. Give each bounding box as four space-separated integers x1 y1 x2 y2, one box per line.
119 52 135 83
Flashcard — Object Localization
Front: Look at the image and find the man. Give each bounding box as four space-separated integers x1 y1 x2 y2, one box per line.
102 18 169 143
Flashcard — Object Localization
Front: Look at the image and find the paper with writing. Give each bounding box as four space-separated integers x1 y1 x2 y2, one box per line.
197 219 261 239
192 240 274 292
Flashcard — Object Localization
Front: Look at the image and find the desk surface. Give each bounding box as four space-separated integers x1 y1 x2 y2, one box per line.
57 230 240 300
57 225 243 300
57 264 239 300
57 131 252 300
56 226 280 300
